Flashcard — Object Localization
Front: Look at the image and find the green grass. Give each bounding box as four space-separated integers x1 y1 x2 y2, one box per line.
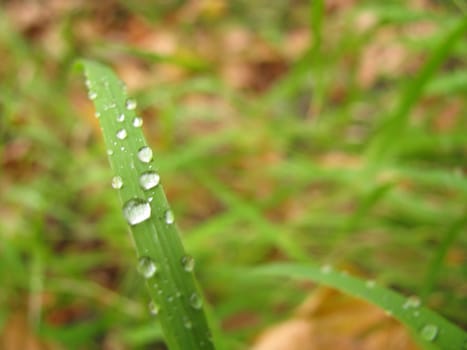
0 1 466 349
78 60 214 350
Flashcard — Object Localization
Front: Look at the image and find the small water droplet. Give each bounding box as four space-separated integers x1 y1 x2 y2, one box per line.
366 280 376 288
88 91 97 100
165 210 174 224
111 176 123 189
148 300 160 315
95 111 101 118
420 324 438 342
181 255 195 272
320 264 332 274
168 296 174 303
123 198 151 225
133 117 143 127
183 317 192 329
107 149 114 156
148 197 153 202
126 99 137 110
403 296 421 309
189 293 203 310
139 171 160 190
137 146 153 163
117 113 125 122
116 128 127 140
137 256 157 278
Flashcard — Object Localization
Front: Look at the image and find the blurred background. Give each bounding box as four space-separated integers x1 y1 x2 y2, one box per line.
0 0 466 349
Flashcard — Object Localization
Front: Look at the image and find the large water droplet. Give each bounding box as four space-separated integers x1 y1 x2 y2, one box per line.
117 113 125 122
111 176 123 189
122 198 151 225
137 256 157 278
126 99 137 110
148 300 160 315
420 324 438 342
116 128 127 140
139 171 160 190
403 296 421 309
137 146 153 163
181 255 195 272
165 210 174 224
88 91 97 100
133 117 143 127
189 293 203 310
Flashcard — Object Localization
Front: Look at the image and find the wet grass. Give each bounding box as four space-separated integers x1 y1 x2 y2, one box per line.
0 1 466 349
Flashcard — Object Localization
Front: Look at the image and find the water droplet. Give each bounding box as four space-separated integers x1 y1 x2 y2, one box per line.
111 176 123 189
320 264 332 274
122 198 151 225
181 255 195 272
116 128 127 140
117 113 125 122
137 146 153 163
133 117 143 127
420 324 438 342
403 296 421 309
137 256 157 278
148 300 160 315
139 171 160 190
366 280 376 288
148 197 153 202
107 149 114 156
88 91 97 100
126 99 137 110
95 111 101 118
189 293 203 310
168 296 174 303
165 210 175 224
183 317 192 329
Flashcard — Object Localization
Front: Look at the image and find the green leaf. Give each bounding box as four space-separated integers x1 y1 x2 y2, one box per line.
253 263 467 350
77 59 215 350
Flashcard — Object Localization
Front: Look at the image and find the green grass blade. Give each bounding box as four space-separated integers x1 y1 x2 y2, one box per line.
77 59 214 350
253 263 467 350
367 18 467 162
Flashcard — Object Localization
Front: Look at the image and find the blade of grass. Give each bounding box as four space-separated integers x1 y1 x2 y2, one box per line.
253 263 467 350
77 59 215 350
367 18 467 162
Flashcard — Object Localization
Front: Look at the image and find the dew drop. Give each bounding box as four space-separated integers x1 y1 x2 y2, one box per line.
126 99 137 110
137 146 153 163
189 293 203 310
420 324 438 342
133 117 143 127
111 176 123 189
88 91 97 100
122 198 151 225
139 171 160 190
181 255 195 272
320 264 332 274
403 296 421 309
95 111 101 118
117 113 125 122
183 317 192 329
148 300 160 315
107 149 114 156
366 280 376 288
116 128 127 140
137 256 157 278
165 210 175 224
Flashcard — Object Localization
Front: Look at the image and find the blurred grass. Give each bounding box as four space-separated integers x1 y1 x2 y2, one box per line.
0 1 466 349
